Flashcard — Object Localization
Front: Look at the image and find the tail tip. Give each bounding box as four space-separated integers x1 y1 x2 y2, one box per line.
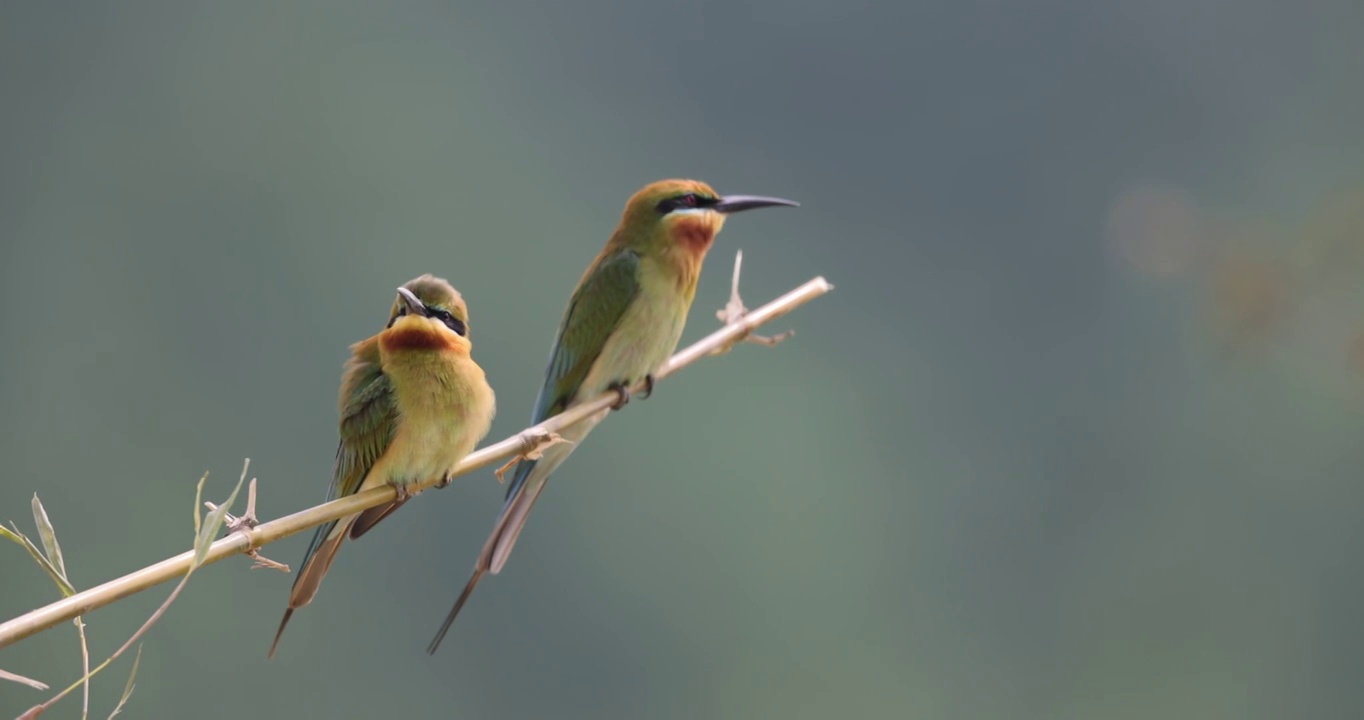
268 607 294 660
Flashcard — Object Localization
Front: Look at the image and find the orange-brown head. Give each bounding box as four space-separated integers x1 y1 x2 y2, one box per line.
606 179 799 262
378 274 473 354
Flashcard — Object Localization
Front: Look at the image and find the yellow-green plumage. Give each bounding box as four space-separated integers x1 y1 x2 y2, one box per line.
427 179 796 653
269 274 495 659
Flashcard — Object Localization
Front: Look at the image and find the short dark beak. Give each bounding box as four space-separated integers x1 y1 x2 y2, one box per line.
713 195 800 214
395 287 428 317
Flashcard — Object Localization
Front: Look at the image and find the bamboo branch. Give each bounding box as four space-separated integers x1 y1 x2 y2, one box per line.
17 467 245 718
0 268 833 650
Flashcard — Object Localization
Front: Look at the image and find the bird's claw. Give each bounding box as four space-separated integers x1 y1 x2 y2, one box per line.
390 482 414 502
609 381 631 410
640 374 656 400
434 473 453 490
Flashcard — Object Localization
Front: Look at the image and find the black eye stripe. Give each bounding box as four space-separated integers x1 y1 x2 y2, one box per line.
428 308 467 337
655 193 717 214
398 305 467 337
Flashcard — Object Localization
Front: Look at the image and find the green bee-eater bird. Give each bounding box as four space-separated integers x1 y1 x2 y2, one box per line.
269 274 496 658
427 178 797 653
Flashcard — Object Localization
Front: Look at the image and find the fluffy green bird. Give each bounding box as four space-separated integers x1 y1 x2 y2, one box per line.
270 274 496 658
427 178 797 653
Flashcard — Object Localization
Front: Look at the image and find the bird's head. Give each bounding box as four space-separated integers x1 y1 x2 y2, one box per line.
616 179 799 256
381 274 473 353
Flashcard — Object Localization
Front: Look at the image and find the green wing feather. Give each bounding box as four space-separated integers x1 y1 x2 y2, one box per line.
271 344 401 657
291 350 399 583
336 362 398 498
532 249 642 423
503 249 641 503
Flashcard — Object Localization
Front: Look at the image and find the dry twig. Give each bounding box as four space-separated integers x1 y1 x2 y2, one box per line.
0 668 47 691
714 250 799 352
493 431 573 484
203 479 289 572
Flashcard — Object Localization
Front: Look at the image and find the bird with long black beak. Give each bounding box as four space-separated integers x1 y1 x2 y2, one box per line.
428 179 797 653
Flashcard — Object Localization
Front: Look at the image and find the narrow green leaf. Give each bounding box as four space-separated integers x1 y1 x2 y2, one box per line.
193 466 246 568
3 522 75 597
192 472 208 542
105 645 141 719
0 667 49 691
30 494 69 586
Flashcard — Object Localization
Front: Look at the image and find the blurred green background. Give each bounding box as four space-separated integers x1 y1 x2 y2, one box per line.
3 1 1363 718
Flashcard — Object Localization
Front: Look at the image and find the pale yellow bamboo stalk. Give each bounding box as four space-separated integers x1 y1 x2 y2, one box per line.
0 273 833 650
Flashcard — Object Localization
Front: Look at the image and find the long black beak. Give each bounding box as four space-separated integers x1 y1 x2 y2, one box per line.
713 194 800 214
395 287 428 317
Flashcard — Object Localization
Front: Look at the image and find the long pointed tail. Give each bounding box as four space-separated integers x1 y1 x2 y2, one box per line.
427 566 485 654
268 608 296 660
485 413 599 573
487 465 553 574
427 413 600 653
427 456 553 654
268 516 352 659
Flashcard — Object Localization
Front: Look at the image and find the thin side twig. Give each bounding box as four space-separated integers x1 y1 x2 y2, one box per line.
18 472 246 719
203 479 289 572
104 644 142 719
494 431 572 484
76 616 89 720
0 268 833 650
714 250 800 351
0 667 47 691
19 573 193 719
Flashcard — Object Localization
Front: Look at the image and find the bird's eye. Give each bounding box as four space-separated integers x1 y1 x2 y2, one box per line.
432 310 467 337
655 193 713 214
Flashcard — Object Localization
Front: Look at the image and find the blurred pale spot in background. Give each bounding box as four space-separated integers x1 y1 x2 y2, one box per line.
1106 183 1204 279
